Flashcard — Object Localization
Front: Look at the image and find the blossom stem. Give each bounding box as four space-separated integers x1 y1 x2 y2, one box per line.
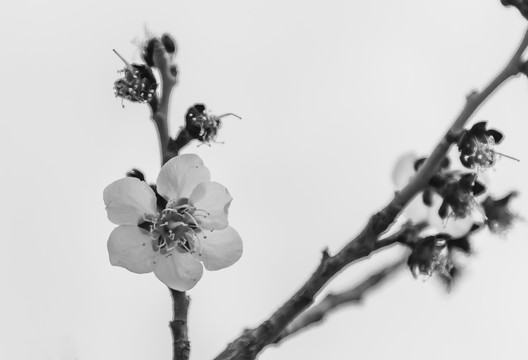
169 288 191 360
212 27 528 360
151 40 178 165
148 39 192 359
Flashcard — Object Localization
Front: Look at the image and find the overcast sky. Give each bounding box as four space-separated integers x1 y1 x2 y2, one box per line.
2 1 528 359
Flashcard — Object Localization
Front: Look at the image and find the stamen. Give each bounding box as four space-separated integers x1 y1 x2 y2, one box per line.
113 49 134 73
495 151 520 162
217 113 242 120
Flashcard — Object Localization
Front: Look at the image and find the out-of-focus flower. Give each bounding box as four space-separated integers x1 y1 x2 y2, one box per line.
407 234 452 281
392 152 480 237
437 173 486 220
457 121 504 169
481 191 519 235
113 50 157 105
103 154 243 291
184 103 240 145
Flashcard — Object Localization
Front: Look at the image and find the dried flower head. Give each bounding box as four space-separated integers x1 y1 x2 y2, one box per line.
408 234 452 281
113 50 157 105
185 103 240 144
457 121 505 169
481 191 519 235
438 173 486 220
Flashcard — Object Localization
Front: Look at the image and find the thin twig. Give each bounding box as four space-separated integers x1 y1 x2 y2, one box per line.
212 27 528 360
273 256 408 343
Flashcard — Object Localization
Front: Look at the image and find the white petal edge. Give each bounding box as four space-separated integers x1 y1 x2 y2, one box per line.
189 181 232 231
392 152 418 189
108 225 155 274
156 154 211 202
104 177 158 225
195 226 243 271
152 250 204 291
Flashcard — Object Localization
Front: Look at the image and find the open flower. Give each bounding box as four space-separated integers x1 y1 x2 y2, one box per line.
103 154 243 291
481 191 519 235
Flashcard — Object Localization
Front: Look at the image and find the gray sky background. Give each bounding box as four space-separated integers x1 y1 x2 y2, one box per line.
2 1 528 359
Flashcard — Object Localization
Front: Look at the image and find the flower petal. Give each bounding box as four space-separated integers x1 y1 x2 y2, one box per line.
402 194 431 224
427 194 482 237
156 154 211 201
189 181 232 230
429 212 477 238
195 226 243 271
152 250 204 291
104 177 158 225
392 152 417 189
107 225 155 274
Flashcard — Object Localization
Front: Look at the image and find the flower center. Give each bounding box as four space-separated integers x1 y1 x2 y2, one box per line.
145 201 203 255
470 135 496 168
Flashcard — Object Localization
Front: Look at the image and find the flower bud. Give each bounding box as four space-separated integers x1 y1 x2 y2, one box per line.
161 33 177 54
126 168 145 182
142 38 159 67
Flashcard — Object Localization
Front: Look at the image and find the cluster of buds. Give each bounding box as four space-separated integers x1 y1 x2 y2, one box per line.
141 34 178 77
404 120 521 287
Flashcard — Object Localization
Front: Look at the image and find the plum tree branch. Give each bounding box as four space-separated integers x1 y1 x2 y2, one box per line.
273 256 408 344
501 0 528 20
212 27 528 360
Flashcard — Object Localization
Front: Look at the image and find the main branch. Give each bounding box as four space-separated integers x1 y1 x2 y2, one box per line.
213 28 528 360
273 256 407 343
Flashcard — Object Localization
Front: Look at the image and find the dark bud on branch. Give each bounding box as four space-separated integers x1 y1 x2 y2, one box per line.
161 33 177 54
126 168 145 182
142 38 158 67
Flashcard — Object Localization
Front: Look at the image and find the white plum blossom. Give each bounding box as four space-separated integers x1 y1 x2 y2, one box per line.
103 154 243 291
